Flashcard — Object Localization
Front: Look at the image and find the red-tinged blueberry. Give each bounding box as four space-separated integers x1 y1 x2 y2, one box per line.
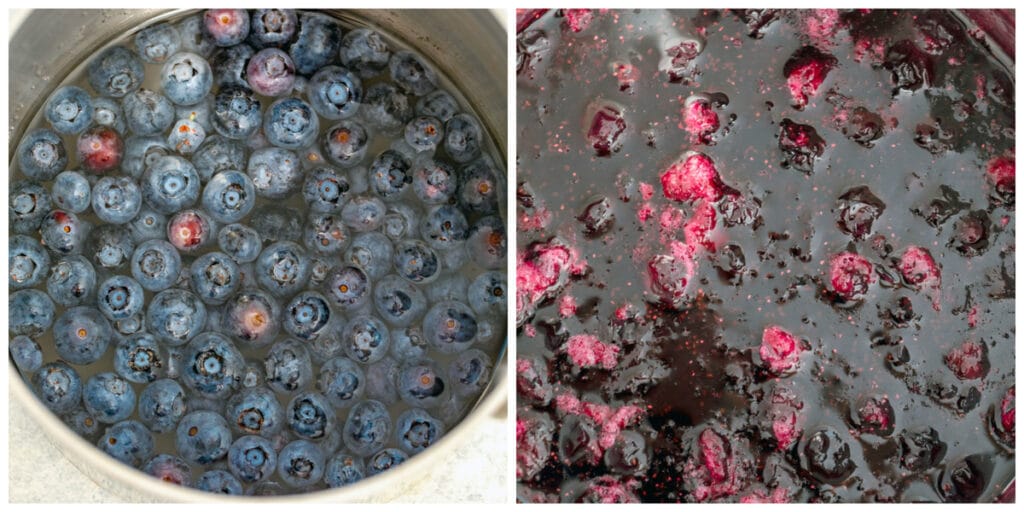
759 325 802 375
783 46 836 109
516 412 554 481
829 252 875 301
990 386 1014 448
565 333 619 370
144 454 193 486
660 152 724 203
683 96 720 144
778 119 825 173
585 100 627 157
203 9 250 47
167 209 215 254
246 48 295 98
77 126 124 174
647 252 694 307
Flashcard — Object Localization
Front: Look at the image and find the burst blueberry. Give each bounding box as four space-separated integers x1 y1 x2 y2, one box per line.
322 121 370 168
340 28 391 78
218 223 263 263
97 275 145 320
264 97 319 149
203 9 250 47
17 128 67 180
131 239 182 291
229 435 278 484
176 410 232 465
221 289 280 347
140 155 201 214
46 255 96 307
212 85 262 140
44 85 93 134
51 171 91 213
135 22 181 64
246 48 295 97
202 170 256 223
137 378 186 433
98 420 154 468
147 288 207 347
92 176 142 224
226 386 284 436
308 65 362 120
87 46 144 98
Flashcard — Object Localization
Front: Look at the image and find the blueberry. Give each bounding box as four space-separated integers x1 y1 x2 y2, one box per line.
9 235 50 290
83 372 136 424
114 334 165 384
458 156 501 215
147 288 207 347
322 120 370 168
393 239 441 284
300 167 349 213
92 176 142 224
122 135 171 179
52 305 110 364
87 224 135 269
277 440 326 488
195 470 243 495
47 255 97 307
343 399 391 456
143 454 192 486
364 357 401 404
344 231 394 280
322 265 371 311
201 170 256 223
97 275 145 320
10 335 43 373
167 209 216 254
210 43 255 88
302 211 349 255
218 223 263 263
344 315 391 364
397 358 450 408
131 239 182 291
424 300 478 353
240 359 266 388
317 357 365 409
176 410 232 465
188 252 241 305
246 48 295 97
404 116 445 153
444 113 483 163
282 291 332 341
203 9 250 47
373 274 428 327
77 125 126 174
91 97 127 133
32 361 82 413
98 420 154 468
285 391 335 441
450 349 493 398
254 241 311 297
228 435 278 484
308 65 362 120
40 209 88 255
395 408 445 454
389 326 428 361
51 171 91 213
212 85 262 140
421 204 470 251
137 378 186 434
467 215 506 270
361 82 413 134
249 205 303 243
87 46 144 98
122 88 175 136
17 128 67 180
247 147 303 199
369 149 413 200
340 28 392 78
324 452 366 488
425 272 470 303
366 448 408 476
44 85 93 134
263 97 319 149
226 386 284 436
167 118 206 154
140 155 201 214
249 9 297 48
416 89 460 122
341 195 387 233
174 14 215 57
64 407 102 440
263 339 313 393
124 209 168 243
389 50 437 96
191 134 247 182
113 314 145 337
160 52 213 106
135 22 181 64
222 289 280 347
181 332 244 400
468 271 507 318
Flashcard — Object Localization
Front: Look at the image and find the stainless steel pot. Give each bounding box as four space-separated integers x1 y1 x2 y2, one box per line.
8 9 508 502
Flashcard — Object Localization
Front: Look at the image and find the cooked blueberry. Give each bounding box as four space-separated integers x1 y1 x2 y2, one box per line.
303 167 352 212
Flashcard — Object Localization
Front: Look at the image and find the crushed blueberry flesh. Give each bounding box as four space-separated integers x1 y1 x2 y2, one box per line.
517 9 1013 503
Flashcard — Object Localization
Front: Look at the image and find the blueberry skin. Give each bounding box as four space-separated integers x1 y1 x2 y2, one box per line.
381 203 420 242
32 362 82 413
221 289 281 348
202 170 256 223
92 176 142 224
318 357 366 409
147 288 207 347
367 448 408 476
308 65 362 120
176 410 232 465
341 195 386 233
411 155 457 205
17 128 67 180
210 43 255 89
98 420 154 468
424 300 478 354
324 452 365 488
190 251 241 305
249 205 302 243
53 306 111 364
47 255 97 307
229 435 278 483
167 118 206 154
305 211 351 255
181 332 244 400
373 274 427 327
398 358 451 409
88 224 135 269
10 335 43 373
203 9 250 47
195 470 243 495
343 315 390 365
123 207 168 243
143 454 193 486
122 135 171 179
458 156 501 215
390 326 429 362
97 275 145 321
364 357 400 404
91 97 127 133
40 209 89 255
344 231 393 280
212 85 262 140
64 407 102 439
450 348 493 398
9 235 50 290
264 97 319 150
395 408 446 454
277 440 326 488
225 386 284 436
131 239 182 291
83 372 136 424
135 22 181 64
45 85 93 134
323 265 371 311
246 48 295 97
177 14 216 58
140 155 201 214
416 89 460 122
191 135 247 182
283 291 332 341
404 116 444 153
289 12 341 75
468 270 507 318
249 9 297 48
113 333 166 383
444 113 483 163
122 88 175 136
393 239 441 284
286 391 335 441
176 96 214 133
255 241 311 297
137 378 186 433
167 209 216 255
467 215 506 270
247 147 303 199
369 149 413 200
51 171 91 213
421 204 470 251
161 52 213 106
87 46 144 98
339 28 391 78
361 82 413 134
218 223 263 263
265 339 313 393
389 50 438 97
322 120 370 168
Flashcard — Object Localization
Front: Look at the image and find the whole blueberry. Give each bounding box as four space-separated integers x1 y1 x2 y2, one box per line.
361 82 413 134
389 50 437 96
323 265 371 310
289 12 341 75
339 28 391 78
246 48 295 97
113 333 166 383
393 239 441 284
52 306 111 364
98 420 154 468
226 386 284 436
190 251 242 305
64 408 102 440
176 96 214 133
324 452 366 488
450 348 493 398
381 203 420 242
444 113 483 163
177 14 216 58
369 149 413 200
122 88 175 136
210 43 255 88
373 274 427 327
416 89 460 122
343 231 393 280
202 170 256 223
249 9 297 48
51 171 91 213
286 391 335 441
176 410 232 465
91 97 127 133
9 235 50 290
195 470 243 495
131 239 182 291
343 399 391 457
140 155 201 214
143 454 193 486
395 408 445 454
181 332 244 399
46 255 97 307
77 125 125 174
135 22 181 64
203 9 250 47
247 147 303 199
458 156 501 215
343 315 390 365
277 440 326 488
45 85 93 134
421 204 470 251
404 116 444 153
265 339 313 393
322 120 370 168
305 211 351 254
10 335 43 373
255 241 311 297
92 176 142 224
83 372 136 424
318 357 365 409
341 195 386 233
467 215 506 270
161 52 213 106
32 361 82 413
88 224 135 269
40 209 89 255
168 211 216 255
397 358 450 408
229 435 278 483
87 46 144 98
191 134 247 182
367 448 408 476
468 270 507 318
167 118 206 154
147 288 207 347
303 167 352 212
122 135 171 179
138 378 187 433
97 275 145 320
17 128 67 180
264 97 319 150
390 326 429 362
212 85 262 140
424 300 478 353
218 223 263 263
411 155 457 205
308 65 362 120
221 289 280 347
283 291 332 341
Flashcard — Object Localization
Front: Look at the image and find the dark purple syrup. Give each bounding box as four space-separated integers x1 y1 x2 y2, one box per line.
516 9 1014 503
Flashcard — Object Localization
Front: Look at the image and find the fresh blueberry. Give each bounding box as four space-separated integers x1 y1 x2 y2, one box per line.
393 239 441 284
318 357 365 409
176 14 215 57
140 155 201 214
218 223 263 263
181 331 244 400
249 9 297 48
40 209 88 255
324 452 366 488
283 291 332 341
365 357 400 404
228 435 278 483
425 272 470 303
161 52 213 106
397 359 450 408
467 215 506 270
88 224 135 269
10 335 43 373
264 97 319 149
421 204 470 251
344 231 393 279
226 386 284 436
137 378 186 433
322 120 370 168
9 235 50 290
175 96 214 133
176 410 232 465
303 167 352 212
340 28 391 78
424 300 478 353
122 135 171 179
87 46 144 98
246 48 295 97
361 82 413 134
135 22 181 64
203 9 250 47
143 454 192 486
286 391 335 441
323 265 371 310
113 314 145 337
98 420 154 468
265 339 313 393
167 118 206 154
341 195 386 233
189 252 241 305
51 171 91 213
468 270 506 318
289 12 341 75
249 205 303 243
458 156 501 215
277 439 326 488
83 372 136 424
247 147 303 199
444 113 482 163
404 116 444 153
32 361 82 413
202 170 255 223
382 203 421 241
92 176 142 224
212 85 262 140
390 326 428 361
113 333 166 383
210 43 255 88
46 255 97 307
195 470 243 495
97 275 145 320
308 65 362 120
191 134 247 182
254 241 311 297
239 360 265 388
373 274 427 327
221 288 280 347
147 288 207 347
395 408 445 454
369 149 413 200
91 97 127 133
343 315 390 364
52 305 111 364
305 211 351 254
64 407 102 440
44 85 93 134
343 399 391 456
450 348 492 398
366 448 408 476
131 239 182 291
122 88 174 136
416 89 460 122
17 128 67 180
390 50 437 96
